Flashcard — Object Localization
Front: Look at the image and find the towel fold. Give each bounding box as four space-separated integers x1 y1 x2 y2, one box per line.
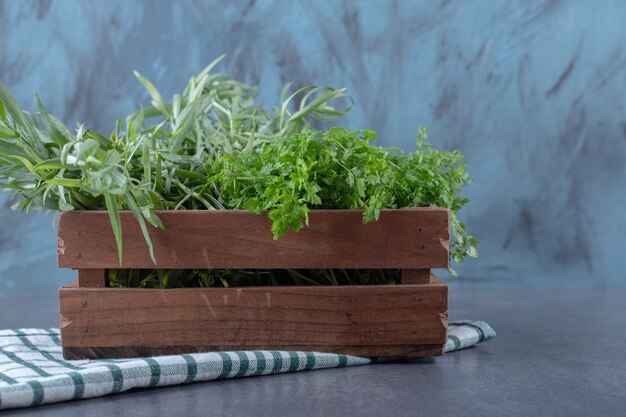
0 320 495 410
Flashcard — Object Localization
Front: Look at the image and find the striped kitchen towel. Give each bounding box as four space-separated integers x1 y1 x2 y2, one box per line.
0 320 494 410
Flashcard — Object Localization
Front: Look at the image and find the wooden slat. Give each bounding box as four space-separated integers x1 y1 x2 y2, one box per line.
59 276 448 359
63 344 445 360
78 269 107 288
57 209 450 269
401 269 431 284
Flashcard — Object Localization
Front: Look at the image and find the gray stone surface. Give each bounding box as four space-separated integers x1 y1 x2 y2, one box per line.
2 289 625 416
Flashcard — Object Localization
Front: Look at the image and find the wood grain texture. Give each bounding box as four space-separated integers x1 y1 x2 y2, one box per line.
59 276 448 359
401 269 431 284
62 344 445 360
78 269 107 288
57 209 450 269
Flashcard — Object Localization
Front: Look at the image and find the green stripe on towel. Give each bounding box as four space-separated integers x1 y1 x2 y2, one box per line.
0 321 494 410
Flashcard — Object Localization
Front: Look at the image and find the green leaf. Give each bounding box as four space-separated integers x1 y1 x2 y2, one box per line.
34 158 73 171
104 193 123 265
196 54 226 80
142 142 151 187
174 169 207 181
9 155 37 174
35 93 59 136
133 71 169 116
0 81 46 155
124 191 156 263
0 97 6 121
45 177 81 187
84 130 110 148
0 139 28 159
154 155 163 193
0 124 18 138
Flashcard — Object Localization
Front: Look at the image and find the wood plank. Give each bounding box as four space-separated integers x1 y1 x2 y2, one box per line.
78 269 107 288
59 276 448 359
62 344 445 360
57 209 450 270
401 269 431 284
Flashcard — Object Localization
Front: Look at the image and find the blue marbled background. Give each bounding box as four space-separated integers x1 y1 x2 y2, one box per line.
1 0 625 292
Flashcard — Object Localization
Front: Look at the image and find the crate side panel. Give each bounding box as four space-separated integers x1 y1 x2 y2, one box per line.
57 209 449 269
59 279 448 358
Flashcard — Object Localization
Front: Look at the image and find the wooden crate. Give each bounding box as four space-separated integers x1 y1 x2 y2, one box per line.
57 208 450 359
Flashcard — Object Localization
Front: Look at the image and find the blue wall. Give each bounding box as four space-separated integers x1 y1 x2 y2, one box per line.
1 0 625 292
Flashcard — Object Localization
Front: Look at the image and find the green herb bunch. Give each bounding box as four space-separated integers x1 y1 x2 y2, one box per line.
0 56 477 287
217 127 477 265
0 56 352 263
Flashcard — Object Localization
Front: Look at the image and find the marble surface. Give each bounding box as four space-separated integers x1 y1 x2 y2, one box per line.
1 0 625 291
